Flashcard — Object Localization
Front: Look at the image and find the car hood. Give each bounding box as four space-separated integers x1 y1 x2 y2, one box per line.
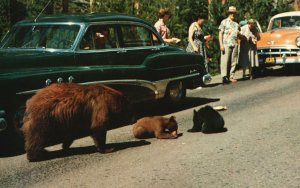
257 28 300 48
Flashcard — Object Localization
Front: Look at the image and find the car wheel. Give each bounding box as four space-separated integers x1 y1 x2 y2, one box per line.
255 66 268 77
0 105 25 154
13 105 26 136
165 80 186 103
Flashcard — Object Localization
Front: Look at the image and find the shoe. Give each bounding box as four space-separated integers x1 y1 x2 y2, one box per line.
222 77 230 84
249 75 253 80
242 74 250 80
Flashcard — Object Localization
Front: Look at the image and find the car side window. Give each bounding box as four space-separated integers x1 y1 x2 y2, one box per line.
80 25 117 50
120 25 157 48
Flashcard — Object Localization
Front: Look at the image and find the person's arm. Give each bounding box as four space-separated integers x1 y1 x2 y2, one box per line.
218 20 225 52
238 27 247 41
255 29 261 41
219 30 225 52
164 38 176 43
188 24 198 52
204 34 213 41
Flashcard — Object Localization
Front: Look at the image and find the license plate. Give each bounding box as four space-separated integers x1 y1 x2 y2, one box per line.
265 57 275 63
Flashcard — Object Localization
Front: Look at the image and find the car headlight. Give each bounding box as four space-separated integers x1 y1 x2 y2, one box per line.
296 36 300 47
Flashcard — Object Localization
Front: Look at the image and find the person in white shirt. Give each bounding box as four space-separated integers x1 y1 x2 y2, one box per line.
238 19 261 80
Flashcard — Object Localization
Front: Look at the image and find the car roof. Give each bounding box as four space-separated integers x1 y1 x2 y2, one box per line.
271 11 300 20
16 13 151 25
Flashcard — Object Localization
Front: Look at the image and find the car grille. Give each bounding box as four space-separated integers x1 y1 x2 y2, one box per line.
258 48 300 58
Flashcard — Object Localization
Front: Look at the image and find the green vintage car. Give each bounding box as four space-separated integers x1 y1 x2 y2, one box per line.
0 13 210 140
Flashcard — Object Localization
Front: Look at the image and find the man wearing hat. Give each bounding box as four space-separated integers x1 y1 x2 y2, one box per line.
218 6 239 84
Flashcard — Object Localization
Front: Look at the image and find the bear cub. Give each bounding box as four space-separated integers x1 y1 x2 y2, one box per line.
188 105 227 133
133 116 178 139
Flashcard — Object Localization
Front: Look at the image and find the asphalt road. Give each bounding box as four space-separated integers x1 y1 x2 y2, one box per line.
1 67 300 188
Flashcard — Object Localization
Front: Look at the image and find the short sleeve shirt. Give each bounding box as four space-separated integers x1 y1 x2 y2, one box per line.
154 19 170 39
219 18 239 47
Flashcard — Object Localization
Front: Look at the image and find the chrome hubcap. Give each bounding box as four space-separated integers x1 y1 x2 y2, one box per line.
169 81 183 100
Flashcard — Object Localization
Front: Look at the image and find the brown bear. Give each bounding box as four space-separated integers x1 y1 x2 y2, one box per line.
132 116 178 139
22 83 131 162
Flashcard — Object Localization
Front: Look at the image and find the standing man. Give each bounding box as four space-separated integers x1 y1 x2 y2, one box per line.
218 6 239 84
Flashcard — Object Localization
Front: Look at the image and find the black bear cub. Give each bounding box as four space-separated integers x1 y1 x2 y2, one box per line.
188 105 227 133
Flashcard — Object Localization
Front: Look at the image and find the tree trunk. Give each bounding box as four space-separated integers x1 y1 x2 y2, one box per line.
208 0 226 5
62 0 69 13
295 0 300 10
90 0 95 12
133 0 139 15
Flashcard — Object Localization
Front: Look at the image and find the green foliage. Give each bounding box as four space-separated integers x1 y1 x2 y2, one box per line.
0 0 10 38
0 0 295 74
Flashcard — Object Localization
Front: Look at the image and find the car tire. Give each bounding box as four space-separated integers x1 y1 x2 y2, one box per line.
164 80 186 104
12 105 26 136
255 66 268 77
0 105 25 155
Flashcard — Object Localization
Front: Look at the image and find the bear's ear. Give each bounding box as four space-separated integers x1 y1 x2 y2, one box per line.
169 116 176 121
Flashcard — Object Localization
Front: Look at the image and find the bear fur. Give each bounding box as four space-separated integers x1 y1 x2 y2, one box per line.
132 116 178 139
22 83 131 162
188 105 227 133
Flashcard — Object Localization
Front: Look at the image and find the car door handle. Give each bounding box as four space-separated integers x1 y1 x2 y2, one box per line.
117 49 127 54
151 47 160 51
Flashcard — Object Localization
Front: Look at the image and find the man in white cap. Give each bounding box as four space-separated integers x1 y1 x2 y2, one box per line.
218 6 239 84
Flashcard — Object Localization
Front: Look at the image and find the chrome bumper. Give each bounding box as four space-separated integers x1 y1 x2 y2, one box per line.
258 47 300 65
259 55 300 65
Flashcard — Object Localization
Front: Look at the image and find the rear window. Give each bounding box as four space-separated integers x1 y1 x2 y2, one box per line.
120 25 154 48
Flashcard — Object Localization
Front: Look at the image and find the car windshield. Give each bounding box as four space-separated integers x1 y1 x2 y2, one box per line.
270 16 300 30
1 24 80 49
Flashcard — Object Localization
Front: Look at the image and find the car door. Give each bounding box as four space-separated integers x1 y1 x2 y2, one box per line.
75 24 129 83
117 23 165 80
102 23 167 102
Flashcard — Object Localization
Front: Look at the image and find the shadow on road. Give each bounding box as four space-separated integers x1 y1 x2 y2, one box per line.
1 138 151 161
134 97 220 118
29 140 151 162
203 83 223 88
0 146 25 158
261 65 300 77
0 97 218 158
0 135 25 157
